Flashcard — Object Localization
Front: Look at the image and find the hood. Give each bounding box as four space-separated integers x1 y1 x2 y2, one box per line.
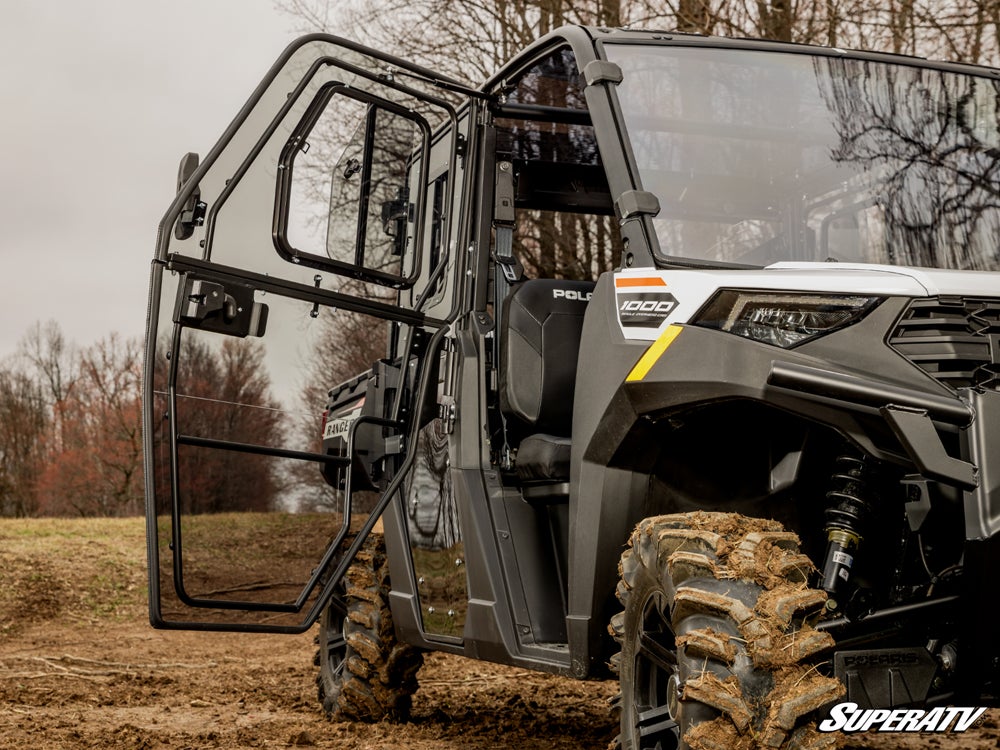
767 262 1000 297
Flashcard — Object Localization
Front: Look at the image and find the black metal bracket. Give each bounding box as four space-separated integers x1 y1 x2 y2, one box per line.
310 275 322 318
174 275 268 338
174 151 206 241
960 387 1000 540
176 200 207 240
583 60 623 86
615 190 660 221
767 361 974 427
494 160 516 225
492 161 522 284
882 405 978 490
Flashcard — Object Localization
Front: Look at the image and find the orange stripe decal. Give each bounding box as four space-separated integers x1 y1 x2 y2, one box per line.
615 276 667 288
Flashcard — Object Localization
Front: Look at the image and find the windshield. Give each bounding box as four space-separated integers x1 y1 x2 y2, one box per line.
606 44 1000 271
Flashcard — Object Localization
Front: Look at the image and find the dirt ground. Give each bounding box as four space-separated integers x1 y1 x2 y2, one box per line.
1 517 998 749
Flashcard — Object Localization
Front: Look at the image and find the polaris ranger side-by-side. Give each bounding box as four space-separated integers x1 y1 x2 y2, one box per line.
144 26 1000 748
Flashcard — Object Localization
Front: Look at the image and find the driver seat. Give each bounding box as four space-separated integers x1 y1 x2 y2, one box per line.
499 278 595 498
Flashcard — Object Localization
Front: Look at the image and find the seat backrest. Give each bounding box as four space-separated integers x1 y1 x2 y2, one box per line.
499 278 596 437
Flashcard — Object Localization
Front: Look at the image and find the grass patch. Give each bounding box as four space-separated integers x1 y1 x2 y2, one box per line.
0 512 352 637
0 516 148 637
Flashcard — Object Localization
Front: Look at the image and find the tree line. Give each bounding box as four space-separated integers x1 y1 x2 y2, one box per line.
0 322 142 517
0 322 285 518
279 0 1000 79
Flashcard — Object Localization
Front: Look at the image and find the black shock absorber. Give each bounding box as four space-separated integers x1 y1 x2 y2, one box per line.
821 454 878 607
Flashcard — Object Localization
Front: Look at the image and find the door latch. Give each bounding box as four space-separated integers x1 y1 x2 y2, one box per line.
174 276 268 338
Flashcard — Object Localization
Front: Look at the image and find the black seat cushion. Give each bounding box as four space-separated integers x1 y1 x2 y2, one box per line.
514 433 572 483
499 278 596 437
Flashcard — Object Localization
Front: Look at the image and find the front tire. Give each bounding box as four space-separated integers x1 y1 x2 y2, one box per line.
315 533 424 721
610 512 844 750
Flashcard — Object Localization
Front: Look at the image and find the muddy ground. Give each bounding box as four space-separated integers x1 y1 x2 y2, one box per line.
1 517 998 749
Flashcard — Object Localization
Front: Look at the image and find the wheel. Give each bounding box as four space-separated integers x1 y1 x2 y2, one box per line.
610 512 845 750
314 533 424 721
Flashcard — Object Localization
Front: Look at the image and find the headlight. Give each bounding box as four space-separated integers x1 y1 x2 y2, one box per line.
692 291 882 348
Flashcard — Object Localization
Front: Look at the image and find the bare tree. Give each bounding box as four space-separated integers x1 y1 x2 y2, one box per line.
815 57 1000 271
150 335 286 516
34 335 144 517
0 321 77 518
2 326 144 518
278 0 627 83
0 367 48 517
17 320 76 404
280 0 1000 79
16 320 77 452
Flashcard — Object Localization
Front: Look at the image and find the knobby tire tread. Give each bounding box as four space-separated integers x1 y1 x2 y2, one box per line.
315 533 424 722
610 511 844 750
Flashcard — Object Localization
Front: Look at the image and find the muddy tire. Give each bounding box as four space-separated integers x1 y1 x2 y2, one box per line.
314 533 424 722
610 512 845 750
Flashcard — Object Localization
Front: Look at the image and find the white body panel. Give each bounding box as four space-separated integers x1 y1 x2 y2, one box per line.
613 263 1000 340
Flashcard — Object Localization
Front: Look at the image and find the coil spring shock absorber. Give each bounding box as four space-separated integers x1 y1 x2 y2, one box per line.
821 453 878 610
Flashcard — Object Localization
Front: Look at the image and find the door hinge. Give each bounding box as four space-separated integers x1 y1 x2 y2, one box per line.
385 434 405 455
439 399 456 433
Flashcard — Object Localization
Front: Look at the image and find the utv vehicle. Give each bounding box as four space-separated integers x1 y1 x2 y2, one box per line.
143 25 1000 749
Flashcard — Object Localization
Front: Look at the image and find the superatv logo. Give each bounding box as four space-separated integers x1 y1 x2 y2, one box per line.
818 702 987 733
616 292 678 327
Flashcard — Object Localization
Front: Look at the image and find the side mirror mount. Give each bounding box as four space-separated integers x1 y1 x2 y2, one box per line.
174 152 207 241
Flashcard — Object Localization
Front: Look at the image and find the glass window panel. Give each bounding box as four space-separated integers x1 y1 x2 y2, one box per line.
607 44 1000 271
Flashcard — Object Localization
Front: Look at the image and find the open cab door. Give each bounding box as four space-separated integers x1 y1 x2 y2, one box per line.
143 35 471 632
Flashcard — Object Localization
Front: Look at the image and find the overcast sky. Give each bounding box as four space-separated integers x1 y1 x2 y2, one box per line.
0 1 304 360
